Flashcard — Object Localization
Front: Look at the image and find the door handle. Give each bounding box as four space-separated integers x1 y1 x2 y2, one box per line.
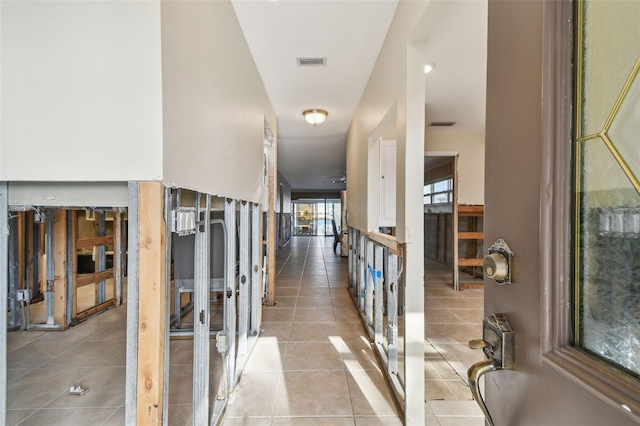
467 314 515 426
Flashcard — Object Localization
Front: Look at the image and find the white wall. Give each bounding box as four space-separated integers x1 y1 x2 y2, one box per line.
346 1 445 423
161 1 276 204
347 1 429 237
425 128 485 205
1 1 163 181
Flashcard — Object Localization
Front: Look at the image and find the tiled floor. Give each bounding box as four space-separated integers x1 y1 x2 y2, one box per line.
423 259 485 425
7 295 222 425
223 238 486 425
6 236 486 425
222 237 401 425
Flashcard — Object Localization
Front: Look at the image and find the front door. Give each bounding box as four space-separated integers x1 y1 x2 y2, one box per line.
482 0 640 424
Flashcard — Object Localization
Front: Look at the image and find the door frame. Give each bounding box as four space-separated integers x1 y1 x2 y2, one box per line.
540 0 640 419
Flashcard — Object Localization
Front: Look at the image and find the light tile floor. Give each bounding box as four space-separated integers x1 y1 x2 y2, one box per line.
223 238 486 426
6 237 486 425
222 237 401 425
423 259 485 425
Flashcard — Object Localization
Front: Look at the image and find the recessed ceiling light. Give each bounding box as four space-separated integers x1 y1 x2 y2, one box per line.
424 61 436 74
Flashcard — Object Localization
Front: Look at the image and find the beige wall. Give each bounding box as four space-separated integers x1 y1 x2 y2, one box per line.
345 2 456 423
161 0 276 204
425 128 485 205
1 0 275 205
1 1 163 181
346 2 429 237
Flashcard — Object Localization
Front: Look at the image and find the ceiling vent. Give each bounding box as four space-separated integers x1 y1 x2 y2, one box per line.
297 57 327 67
427 121 456 127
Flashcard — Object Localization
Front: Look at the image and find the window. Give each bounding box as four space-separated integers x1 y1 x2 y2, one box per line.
423 178 453 206
572 0 640 379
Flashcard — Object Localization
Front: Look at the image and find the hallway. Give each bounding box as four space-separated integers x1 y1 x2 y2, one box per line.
223 237 484 425
223 236 401 425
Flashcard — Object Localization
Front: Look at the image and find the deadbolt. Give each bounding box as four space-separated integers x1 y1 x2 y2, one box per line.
483 253 508 281
483 239 514 284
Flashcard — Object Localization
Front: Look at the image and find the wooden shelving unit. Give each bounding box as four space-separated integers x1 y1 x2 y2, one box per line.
456 205 484 291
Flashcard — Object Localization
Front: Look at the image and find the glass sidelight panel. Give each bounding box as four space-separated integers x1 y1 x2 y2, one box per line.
574 0 640 379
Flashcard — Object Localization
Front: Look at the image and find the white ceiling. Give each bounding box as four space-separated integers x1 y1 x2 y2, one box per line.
424 0 488 132
232 0 488 191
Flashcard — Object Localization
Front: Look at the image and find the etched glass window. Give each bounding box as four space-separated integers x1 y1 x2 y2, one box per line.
573 0 640 379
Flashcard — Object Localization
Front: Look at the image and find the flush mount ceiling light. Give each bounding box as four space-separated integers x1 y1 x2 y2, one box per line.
303 109 328 126
424 61 436 74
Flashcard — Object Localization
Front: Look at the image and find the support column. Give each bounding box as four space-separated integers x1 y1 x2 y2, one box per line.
374 245 384 344
365 239 374 327
267 137 276 306
401 43 426 425
135 182 166 425
224 199 237 388
114 209 123 306
238 201 250 359
125 183 140 425
66 210 77 325
53 209 67 329
97 211 107 303
7 212 19 329
0 182 9 425
250 203 262 333
193 193 210 425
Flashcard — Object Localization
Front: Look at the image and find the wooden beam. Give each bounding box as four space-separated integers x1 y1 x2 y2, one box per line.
53 210 67 328
458 205 484 217
75 236 114 250
136 182 166 425
458 258 484 267
76 270 114 287
267 139 277 306
366 231 402 256
458 232 484 240
70 211 78 320
76 299 114 321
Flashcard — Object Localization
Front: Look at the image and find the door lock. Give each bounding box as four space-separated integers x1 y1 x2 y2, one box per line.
483 239 514 284
467 313 515 426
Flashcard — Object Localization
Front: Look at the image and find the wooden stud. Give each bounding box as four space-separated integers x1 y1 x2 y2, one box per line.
267 140 277 306
136 182 166 425
70 211 78 320
53 210 67 328
75 236 114 250
458 232 484 240
76 270 114 287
